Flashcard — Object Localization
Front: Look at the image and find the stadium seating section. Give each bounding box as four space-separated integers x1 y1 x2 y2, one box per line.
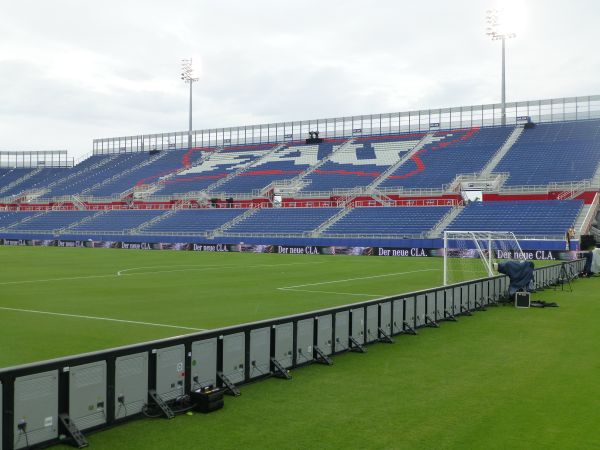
226 207 340 234
300 134 424 192
141 208 246 234
1 119 598 241
447 200 583 236
155 144 276 195
494 120 600 185
217 142 335 193
324 206 452 236
380 127 513 189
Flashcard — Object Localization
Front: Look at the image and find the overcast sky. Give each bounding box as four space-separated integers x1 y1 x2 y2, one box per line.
0 0 598 158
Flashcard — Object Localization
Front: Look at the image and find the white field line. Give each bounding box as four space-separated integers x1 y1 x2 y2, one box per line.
278 288 381 297
0 261 326 286
116 261 326 276
278 268 439 291
0 273 117 286
0 306 205 331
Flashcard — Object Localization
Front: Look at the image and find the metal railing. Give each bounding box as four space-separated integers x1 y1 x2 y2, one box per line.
0 150 73 168
92 95 600 154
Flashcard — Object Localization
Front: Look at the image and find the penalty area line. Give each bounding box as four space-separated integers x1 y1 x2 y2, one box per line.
0 307 205 332
278 268 439 290
278 288 381 297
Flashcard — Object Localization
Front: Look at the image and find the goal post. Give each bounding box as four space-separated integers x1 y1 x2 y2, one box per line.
443 231 525 285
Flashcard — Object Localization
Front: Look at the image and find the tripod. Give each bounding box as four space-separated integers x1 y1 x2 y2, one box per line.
554 262 575 292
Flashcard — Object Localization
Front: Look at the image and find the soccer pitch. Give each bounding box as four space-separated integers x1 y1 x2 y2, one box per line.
2 246 598 449
0 246 453 368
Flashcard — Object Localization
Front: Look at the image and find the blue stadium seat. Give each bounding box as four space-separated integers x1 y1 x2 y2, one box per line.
495 120 600 186
446 200 583 236
69 210 165 232
9 211 97 231
142 208 247 234
155 144 276 195
226 207 340 234
0 211 41 228
300 134 425 192
380 126 513 189
324 206 451 236
216 141 336 193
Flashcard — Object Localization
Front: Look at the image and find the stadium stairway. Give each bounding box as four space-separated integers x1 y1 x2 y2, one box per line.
2 210 48 230
493 120 600 186
154 144 274 195
82 150 171 197
255 139 354 196
444 200 584 237
573 193 600 236
0 167 42 195
479 126 524 177
0 211 41 230
311 207 354 236
46 154 142 198
426 205 466 238
61 210 109 232
366 132 435 191
141 146 226 196
41 154 120 198
286 138 356 193
379 127 513 190
206 143 287 194
211 208 260 237
131 209 179 233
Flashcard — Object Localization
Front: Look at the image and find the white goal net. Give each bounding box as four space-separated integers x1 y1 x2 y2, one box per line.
443 231 525 285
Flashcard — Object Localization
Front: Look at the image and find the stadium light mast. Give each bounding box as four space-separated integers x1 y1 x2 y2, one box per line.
486 9 516 126
181 59 199 149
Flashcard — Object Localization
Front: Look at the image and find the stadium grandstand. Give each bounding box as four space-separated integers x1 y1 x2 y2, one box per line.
3 1 600 448
1 95 600 251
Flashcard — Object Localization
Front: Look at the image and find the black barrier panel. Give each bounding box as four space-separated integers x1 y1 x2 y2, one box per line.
316 315 333 355
444 288 454 318
13 370 59 449
467 284 476 310
415 295 426 327
434 290 445 321
452 286 462 316
222 333 245 384
392 299 404 334
296 319 314 365
365 305 379 343
425 293 436 325
274 323 294 369
191 339 217 389
249 328 270 379
69 361 107 431
379 302 392 337
115 352 148 419
460 286 470 313
0 260 583 450
404 297 416 330
350 308 365 345
334 311 350 352
481 280 490 305
155 345 185 402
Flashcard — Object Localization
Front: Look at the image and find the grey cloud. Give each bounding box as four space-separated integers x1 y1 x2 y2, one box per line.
0 0 598 157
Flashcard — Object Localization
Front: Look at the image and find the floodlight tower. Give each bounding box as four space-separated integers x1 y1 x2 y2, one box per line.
486 9 516 126
181 59 199 149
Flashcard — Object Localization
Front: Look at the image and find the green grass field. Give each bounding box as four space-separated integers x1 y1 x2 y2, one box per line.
1 246 598 449
0 246 455 368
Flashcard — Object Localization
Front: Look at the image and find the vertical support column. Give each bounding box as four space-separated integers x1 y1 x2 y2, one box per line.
501 37 506 126
443 231 448 286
